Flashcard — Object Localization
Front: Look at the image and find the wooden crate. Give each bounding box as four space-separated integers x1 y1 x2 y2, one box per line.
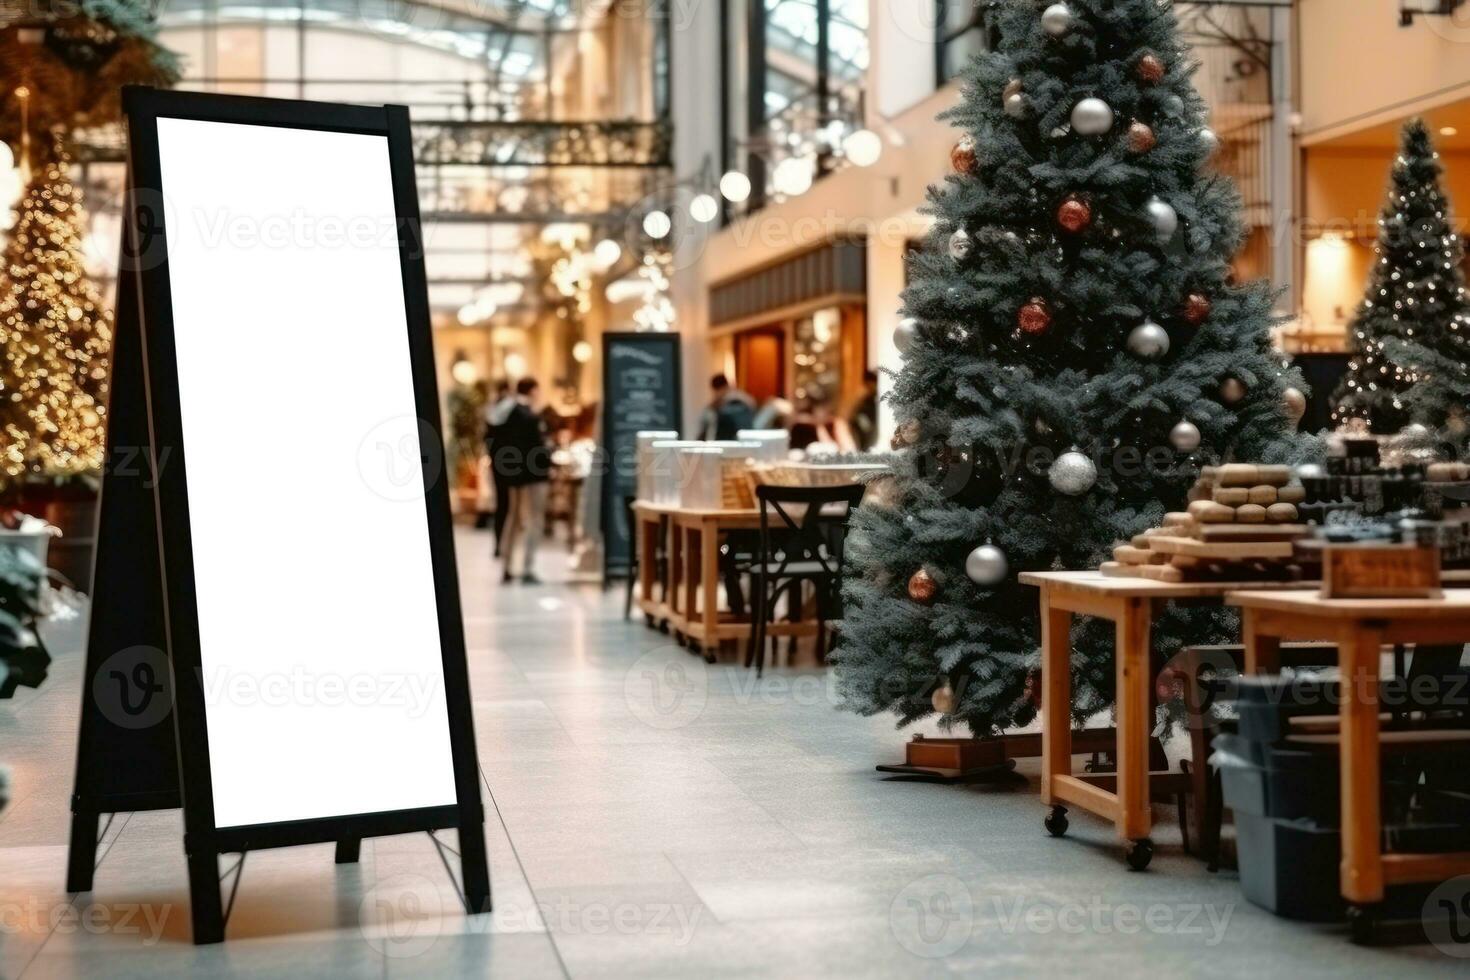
1321 544 1442 599
904 736 1008 771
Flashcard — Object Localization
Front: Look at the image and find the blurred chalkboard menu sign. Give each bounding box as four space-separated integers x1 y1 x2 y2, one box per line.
601 332 682 578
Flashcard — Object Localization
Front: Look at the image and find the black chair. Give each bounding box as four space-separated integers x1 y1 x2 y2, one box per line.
746 483 866 675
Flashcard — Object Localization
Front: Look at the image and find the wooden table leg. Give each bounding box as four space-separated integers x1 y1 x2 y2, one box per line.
667 519 683 626
1040 590 1073 806
1115 597 1154 851
684 524 700 627
1242 608 1281 674
1340 625 1385 905
639 515 657 606
700 522 720 659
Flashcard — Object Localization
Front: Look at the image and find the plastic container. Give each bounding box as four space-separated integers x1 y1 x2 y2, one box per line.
1233 811 1470 921
1230 674 1338 743
1213 734 1339 824
736 429 789 461
1233 812 1345 921
648 440 703 505
633 431 679 502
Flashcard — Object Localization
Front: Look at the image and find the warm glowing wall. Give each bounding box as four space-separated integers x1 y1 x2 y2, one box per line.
1301 147 1470 341
1298 0 1470 142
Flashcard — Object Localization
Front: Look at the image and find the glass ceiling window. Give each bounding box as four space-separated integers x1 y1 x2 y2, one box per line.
152 0 625 112
936 0 997 86
762 0 868 117
107 0 672 314
733 0 870 212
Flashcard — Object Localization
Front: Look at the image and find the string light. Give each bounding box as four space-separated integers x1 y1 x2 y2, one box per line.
0 146 110 482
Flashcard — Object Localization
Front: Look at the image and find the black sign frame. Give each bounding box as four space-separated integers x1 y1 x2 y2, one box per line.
66 87 490 944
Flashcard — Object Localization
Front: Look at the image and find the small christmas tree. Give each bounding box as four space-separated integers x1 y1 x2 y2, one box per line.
832 0 1309 737
0 148 111 486
1332 120 1468 434
1371 122 1470 437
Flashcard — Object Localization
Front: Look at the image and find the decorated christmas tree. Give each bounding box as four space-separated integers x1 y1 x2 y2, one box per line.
1337 120 1470 435
832 0 1309 737
0 149 112 485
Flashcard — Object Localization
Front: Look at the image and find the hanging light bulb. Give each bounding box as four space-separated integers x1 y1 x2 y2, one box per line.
689 193 719 223
593 238 622 269
450 353 479 386
719 170 752 203
643 210 672 239
773 155 815 197
842 128 883 167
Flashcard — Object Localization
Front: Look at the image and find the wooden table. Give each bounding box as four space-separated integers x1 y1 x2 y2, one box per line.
1229 588 1470 931
632 501 677 629
1020 570 1316 869
632 501 817 661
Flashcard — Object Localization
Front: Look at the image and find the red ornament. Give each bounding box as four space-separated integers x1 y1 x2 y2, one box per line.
908 568 937 604
1127 121 1157 154
1056 195 1092 234
1136 53 1166 84
1156 666 1185 703
1018 297 1053 336
1023 669 1042 707
1182 292 1212 326
951 135 979 175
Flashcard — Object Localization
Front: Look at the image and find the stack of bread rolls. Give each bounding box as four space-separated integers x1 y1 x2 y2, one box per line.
1102 465 1312 583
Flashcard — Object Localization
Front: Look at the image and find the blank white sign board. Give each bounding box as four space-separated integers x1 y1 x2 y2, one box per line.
154 117 457 828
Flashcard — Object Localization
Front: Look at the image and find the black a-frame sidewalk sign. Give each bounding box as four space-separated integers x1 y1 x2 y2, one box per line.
66 87 490 945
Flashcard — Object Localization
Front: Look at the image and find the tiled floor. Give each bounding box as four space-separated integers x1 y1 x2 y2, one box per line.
1 528 1465 977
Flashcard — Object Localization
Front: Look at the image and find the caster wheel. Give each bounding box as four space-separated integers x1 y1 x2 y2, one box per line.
1347 905 1380 945
1044 806 1069 838
1124 838 1154 871
658 621 670 634
645 614 655 627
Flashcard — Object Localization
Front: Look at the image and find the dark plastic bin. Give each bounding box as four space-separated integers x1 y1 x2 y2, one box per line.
1214 733 1338 824
1233 812 1344 921
1231 675 1337 743
1234 811 1469 921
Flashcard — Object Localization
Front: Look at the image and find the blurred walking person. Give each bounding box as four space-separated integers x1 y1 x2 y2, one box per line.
493 378 553 584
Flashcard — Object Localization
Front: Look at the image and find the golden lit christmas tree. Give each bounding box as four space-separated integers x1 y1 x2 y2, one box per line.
0 147 111 485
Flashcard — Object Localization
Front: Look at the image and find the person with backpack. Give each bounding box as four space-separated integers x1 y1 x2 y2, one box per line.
696 373 755 441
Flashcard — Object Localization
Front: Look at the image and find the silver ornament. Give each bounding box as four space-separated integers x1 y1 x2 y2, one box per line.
1146 196 1179 244
1400 422 1433 441
1282 387 1307 421
965 544 1008 586
1070 97 1114 136
1198 127 1220 158
1051 125 1071 139
1049 450 1097 496
931 684 957 715
946 323 970 344
1003 78 1024 101
1295 462 1326 481
949 228 974 261
1004 92 1027 118
894 316 918 354
1220 377 1247 404
1126 320 1170 360
1041 2 1073 36
1170 420 1201 452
